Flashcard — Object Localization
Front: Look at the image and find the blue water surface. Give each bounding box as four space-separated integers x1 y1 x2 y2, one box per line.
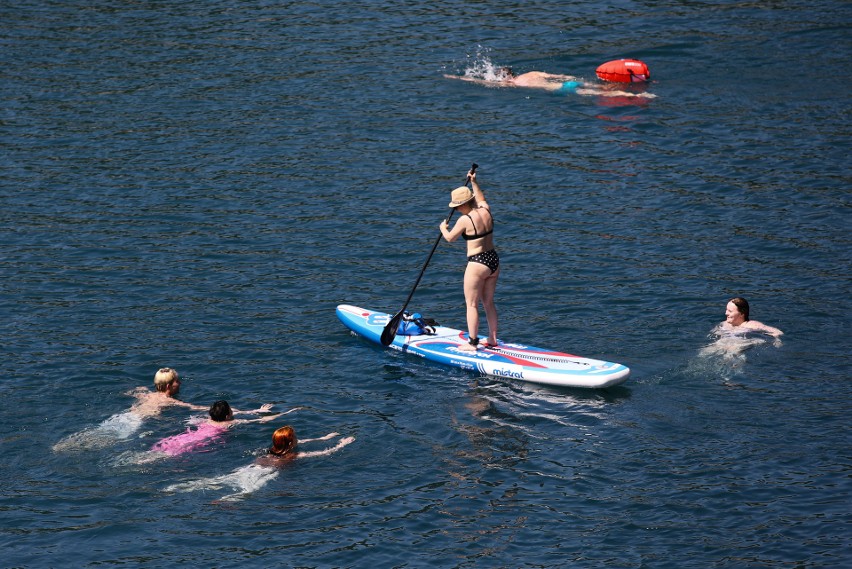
2 1 850 567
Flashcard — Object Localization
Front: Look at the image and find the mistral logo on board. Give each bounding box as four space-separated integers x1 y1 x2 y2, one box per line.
491 368 524 379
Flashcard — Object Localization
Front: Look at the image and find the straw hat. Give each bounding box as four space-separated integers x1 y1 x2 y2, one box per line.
448 186 475 207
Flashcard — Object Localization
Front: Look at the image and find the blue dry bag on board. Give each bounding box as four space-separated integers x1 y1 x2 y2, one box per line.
397 312 438 336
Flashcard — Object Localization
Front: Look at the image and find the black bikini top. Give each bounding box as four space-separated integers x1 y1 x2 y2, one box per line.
462 208 494 241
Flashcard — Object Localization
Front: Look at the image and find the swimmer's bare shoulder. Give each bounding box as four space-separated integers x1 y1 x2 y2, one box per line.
129 390 204 418
129 391 170 418
255 454 294 468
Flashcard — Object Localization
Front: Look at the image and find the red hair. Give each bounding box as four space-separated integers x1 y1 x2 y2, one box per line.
269 426 297 456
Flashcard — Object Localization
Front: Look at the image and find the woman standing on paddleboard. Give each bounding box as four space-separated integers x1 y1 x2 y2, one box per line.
439 169 499 351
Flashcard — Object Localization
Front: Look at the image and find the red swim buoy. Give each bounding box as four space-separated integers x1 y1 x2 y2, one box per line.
596 59 650 83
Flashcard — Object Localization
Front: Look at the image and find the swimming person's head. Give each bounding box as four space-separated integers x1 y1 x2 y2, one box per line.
499 66 515 80
209 400 234 422
725 297 751 327
269 426 297 456
154 368 180 394
729 297 750 321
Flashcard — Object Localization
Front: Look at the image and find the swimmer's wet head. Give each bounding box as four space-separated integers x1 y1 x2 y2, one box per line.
728 297 750 322
499 66 515 80
209 400 234 422
269 425 297 455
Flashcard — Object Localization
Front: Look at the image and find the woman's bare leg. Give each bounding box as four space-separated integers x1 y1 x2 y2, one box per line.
480 268 499 345
460 262 490 350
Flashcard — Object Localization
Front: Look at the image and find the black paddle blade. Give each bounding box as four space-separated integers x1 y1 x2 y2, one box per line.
380 310 404 346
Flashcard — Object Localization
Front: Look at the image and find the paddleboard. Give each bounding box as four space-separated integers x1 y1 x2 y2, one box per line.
336 304 630 389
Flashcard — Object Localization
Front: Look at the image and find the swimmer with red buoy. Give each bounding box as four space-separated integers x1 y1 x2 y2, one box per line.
444 59 655 98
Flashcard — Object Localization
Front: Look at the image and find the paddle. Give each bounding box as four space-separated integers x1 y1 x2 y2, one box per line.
380 163 478 346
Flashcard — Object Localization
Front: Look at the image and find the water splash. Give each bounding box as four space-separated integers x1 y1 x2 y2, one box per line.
165 464 280 501
460 45 506 81
112 449 170 467
689 328 781 383
52 411 144 452
699 325 779 360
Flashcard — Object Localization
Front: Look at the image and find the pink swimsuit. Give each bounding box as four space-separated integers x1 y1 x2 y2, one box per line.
151 422 228 456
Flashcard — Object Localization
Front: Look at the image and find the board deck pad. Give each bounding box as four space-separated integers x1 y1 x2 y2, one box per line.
337 305 630 389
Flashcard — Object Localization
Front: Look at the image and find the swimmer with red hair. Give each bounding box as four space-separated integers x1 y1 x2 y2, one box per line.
257 426 354 465
164 426 354 500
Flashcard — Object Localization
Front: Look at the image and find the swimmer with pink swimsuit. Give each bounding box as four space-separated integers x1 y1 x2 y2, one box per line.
151 421 229 456
150 400 285 457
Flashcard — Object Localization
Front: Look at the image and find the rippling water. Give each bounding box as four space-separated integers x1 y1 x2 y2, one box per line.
2 1 850 567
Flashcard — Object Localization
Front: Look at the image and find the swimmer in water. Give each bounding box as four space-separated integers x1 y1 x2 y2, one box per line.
701 297 784 359
164 426 354 500
718 297 783 338
148 400 288 458
53 367 206 451
255 426 355 465
53 368 277 452
127 368 275 418
124 367 208 419
444 67 656 98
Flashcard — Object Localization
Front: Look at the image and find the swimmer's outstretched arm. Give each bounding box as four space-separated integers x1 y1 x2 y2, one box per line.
299 432 340 444
444 73 477 82
296 436 355 459
233 412 288 425
172 400 209 412
748 321 784 337
443 74 505 86
232 404 301 417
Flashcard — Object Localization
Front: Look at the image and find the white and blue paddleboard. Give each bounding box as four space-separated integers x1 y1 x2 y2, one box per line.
336 304 630 389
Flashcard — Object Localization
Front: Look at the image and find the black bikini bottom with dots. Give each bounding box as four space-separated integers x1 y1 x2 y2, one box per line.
467 249 499 274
